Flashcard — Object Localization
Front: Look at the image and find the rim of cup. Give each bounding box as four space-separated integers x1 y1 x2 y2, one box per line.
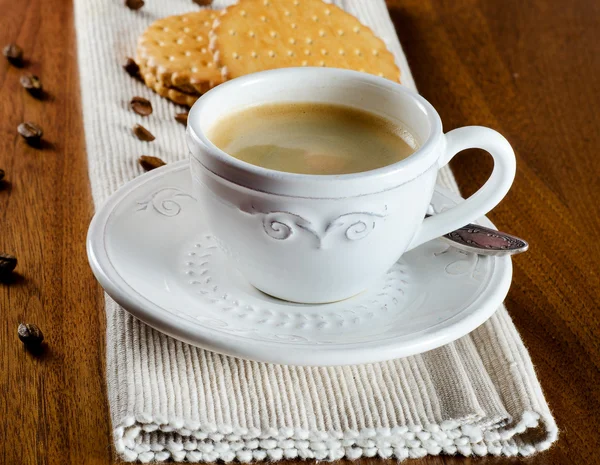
187 67 443 197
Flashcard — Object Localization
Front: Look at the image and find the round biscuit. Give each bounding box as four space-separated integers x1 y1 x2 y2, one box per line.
210 0 400 82
137 10 224 95
140 66 201 107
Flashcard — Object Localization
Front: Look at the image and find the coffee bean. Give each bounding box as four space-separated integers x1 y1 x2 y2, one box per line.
0 169 4 182
20 73 43 98
18 323 44 347
175 112 189 125
123 57 141 79
133 124 155 141
125 0 144 10
17 122 43 146
0 253 17 275
3 43 23 67
130 96 152 116
193 0 213 6
139 155 166 171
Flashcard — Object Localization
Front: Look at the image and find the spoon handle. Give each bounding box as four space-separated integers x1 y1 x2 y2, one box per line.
425 215 529 256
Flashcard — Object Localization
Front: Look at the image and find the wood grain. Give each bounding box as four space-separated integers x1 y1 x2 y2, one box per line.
0 0 598 463
0 0 110 464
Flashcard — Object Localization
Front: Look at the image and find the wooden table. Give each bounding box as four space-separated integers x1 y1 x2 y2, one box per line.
0 0 598 463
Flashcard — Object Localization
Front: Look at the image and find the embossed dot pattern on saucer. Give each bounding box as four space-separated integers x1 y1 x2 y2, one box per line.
183 235 410 340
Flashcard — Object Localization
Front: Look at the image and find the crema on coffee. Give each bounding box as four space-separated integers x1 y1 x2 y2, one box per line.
208 102 418 175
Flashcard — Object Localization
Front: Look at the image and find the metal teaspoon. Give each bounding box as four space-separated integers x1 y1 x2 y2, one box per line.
426 214 529 256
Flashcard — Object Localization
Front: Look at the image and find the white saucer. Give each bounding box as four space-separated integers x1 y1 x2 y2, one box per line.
87 161 512 366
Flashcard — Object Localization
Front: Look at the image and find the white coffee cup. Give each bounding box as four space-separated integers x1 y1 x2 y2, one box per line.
186 68 515 303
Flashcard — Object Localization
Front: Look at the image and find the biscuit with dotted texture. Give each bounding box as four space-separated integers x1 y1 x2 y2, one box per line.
137 10 223 96
139 67 201 107
209 0 400 82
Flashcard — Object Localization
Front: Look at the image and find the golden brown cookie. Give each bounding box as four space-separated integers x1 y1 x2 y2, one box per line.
139 67 200 107
209 0 400 82
137 10 223 96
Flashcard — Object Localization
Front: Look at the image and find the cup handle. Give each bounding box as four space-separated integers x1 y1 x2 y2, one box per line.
406 126 516 251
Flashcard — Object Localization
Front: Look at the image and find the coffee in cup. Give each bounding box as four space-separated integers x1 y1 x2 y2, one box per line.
208 102 418 175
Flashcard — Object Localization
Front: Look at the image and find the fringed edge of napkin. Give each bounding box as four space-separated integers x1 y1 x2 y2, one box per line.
113 410 558 462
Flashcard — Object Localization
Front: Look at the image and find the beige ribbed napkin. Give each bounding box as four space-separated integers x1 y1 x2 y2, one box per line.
75 0 558 461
